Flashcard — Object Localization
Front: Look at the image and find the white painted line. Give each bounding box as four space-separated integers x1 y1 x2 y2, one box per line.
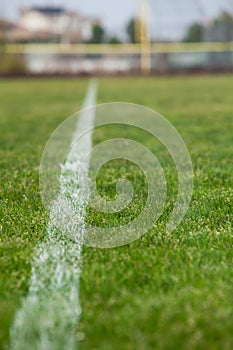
10 80 97 350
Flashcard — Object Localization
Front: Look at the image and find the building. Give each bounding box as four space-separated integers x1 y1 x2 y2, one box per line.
0 18 32 43
18 6 99 43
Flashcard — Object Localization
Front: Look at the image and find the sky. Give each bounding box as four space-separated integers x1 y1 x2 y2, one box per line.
1 0 233 39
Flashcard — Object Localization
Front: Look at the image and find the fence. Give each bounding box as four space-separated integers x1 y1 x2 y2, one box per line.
1 42 233 75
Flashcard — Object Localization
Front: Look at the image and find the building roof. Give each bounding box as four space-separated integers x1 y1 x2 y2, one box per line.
0 19 17 31
31 6 65 15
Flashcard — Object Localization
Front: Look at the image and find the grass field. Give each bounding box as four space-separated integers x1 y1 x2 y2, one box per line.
0 75 232 350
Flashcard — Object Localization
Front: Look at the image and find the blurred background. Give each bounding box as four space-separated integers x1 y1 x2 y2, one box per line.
0 0 233 75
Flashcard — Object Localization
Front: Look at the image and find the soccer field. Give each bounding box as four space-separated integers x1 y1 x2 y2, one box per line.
0 76 233 349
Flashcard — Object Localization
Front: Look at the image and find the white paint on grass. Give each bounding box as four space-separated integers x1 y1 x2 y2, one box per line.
10 81 97 350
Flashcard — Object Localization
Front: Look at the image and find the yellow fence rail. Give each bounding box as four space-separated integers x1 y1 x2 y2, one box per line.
3 42 233 55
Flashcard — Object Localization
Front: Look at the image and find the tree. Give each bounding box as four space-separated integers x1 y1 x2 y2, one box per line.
90 24 105 44
126 17 142 43
212 11 233 42
108 36 121 44
183 11 233 44
127 18 135 43
126 17 149 43
183 22 203 42
214 11 233 25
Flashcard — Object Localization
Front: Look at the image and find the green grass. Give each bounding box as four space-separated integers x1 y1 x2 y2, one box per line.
0 75 233 350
